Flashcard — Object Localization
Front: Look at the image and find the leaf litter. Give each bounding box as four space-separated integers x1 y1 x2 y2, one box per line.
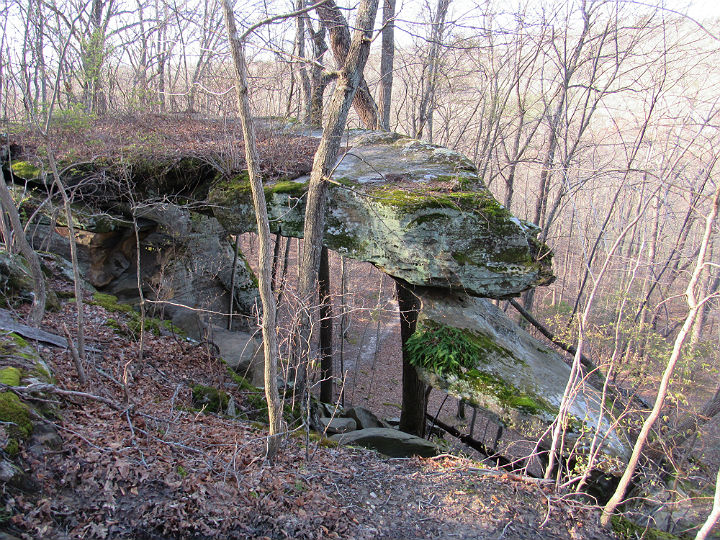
1 298 617 539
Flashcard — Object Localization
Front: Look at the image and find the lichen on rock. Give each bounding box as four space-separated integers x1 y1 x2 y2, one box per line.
208 130 554 299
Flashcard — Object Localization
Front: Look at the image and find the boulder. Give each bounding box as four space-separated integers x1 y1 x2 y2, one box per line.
330 427 438 458
208 131 554 299
411 289 629 462
344 406 383 430
319 417 357 434
210 326 264 386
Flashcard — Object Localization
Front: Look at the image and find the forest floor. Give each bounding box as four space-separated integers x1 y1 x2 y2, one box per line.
1 287 618 539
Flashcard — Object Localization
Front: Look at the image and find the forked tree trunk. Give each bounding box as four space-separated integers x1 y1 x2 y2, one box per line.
315 0 379 129
297 0 379 398
221 0 283 460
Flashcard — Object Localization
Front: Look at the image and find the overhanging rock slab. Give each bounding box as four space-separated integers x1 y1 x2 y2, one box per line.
209 131 554 299
414 289 630 462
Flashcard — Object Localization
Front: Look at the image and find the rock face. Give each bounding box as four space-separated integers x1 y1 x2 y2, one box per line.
26 203 259 340
209 131 554 298
411 289 629 462
330 427 438 458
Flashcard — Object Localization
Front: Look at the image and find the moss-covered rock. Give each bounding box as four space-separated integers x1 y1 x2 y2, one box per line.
10 160 41 181
0 392 32 440
91 292 134 313
0 367 22 387
208 130 554 298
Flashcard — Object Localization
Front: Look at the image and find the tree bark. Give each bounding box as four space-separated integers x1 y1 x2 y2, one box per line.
0 177 46 326
221 0 283 460
307 18 329 125
396 279 426 437
415 0 451 140
315 0 379 129
319 246 333 403
696 468 720 540
377 0 395 130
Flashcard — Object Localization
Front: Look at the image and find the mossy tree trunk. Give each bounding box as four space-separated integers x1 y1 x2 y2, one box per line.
396 279 426 437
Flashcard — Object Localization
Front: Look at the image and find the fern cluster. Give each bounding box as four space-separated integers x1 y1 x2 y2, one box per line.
405 323 484 376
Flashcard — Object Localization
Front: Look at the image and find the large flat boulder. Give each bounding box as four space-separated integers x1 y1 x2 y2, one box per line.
411 289 629 462
330 427 438 458
209 131 554 299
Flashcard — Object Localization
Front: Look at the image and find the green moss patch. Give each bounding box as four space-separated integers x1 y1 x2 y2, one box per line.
0 392 33 440
267 180 307 197
463 369 554 416
10 161 41 180
191 384 229 413
610 515 686 540
370 188 514 232
0 367 22 387
91 293 133 314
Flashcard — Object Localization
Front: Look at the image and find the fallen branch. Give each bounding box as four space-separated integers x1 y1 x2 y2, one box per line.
508 299 597 373
425 412 514 470
0 307 101 352
0 381 129 412
509 299 651 409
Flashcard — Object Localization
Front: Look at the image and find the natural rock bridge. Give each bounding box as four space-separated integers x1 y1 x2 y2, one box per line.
4 122 628 466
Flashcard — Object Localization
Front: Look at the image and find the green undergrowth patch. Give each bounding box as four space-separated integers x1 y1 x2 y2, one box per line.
191 384 229 413
93 293 185 338
610 515 687 540
408 321 554 416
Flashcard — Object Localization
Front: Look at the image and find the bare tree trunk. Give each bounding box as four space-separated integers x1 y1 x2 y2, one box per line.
601 184 720 527
295 0 312 121
319 246 333 402
307 18 329 125
0 175 46 325
221 0 283 460
377 0 395 130
415 0 451 140
696 468 720 540
297 0 379 397
47 150 85 360
396 279 426 436
315 0 379 129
